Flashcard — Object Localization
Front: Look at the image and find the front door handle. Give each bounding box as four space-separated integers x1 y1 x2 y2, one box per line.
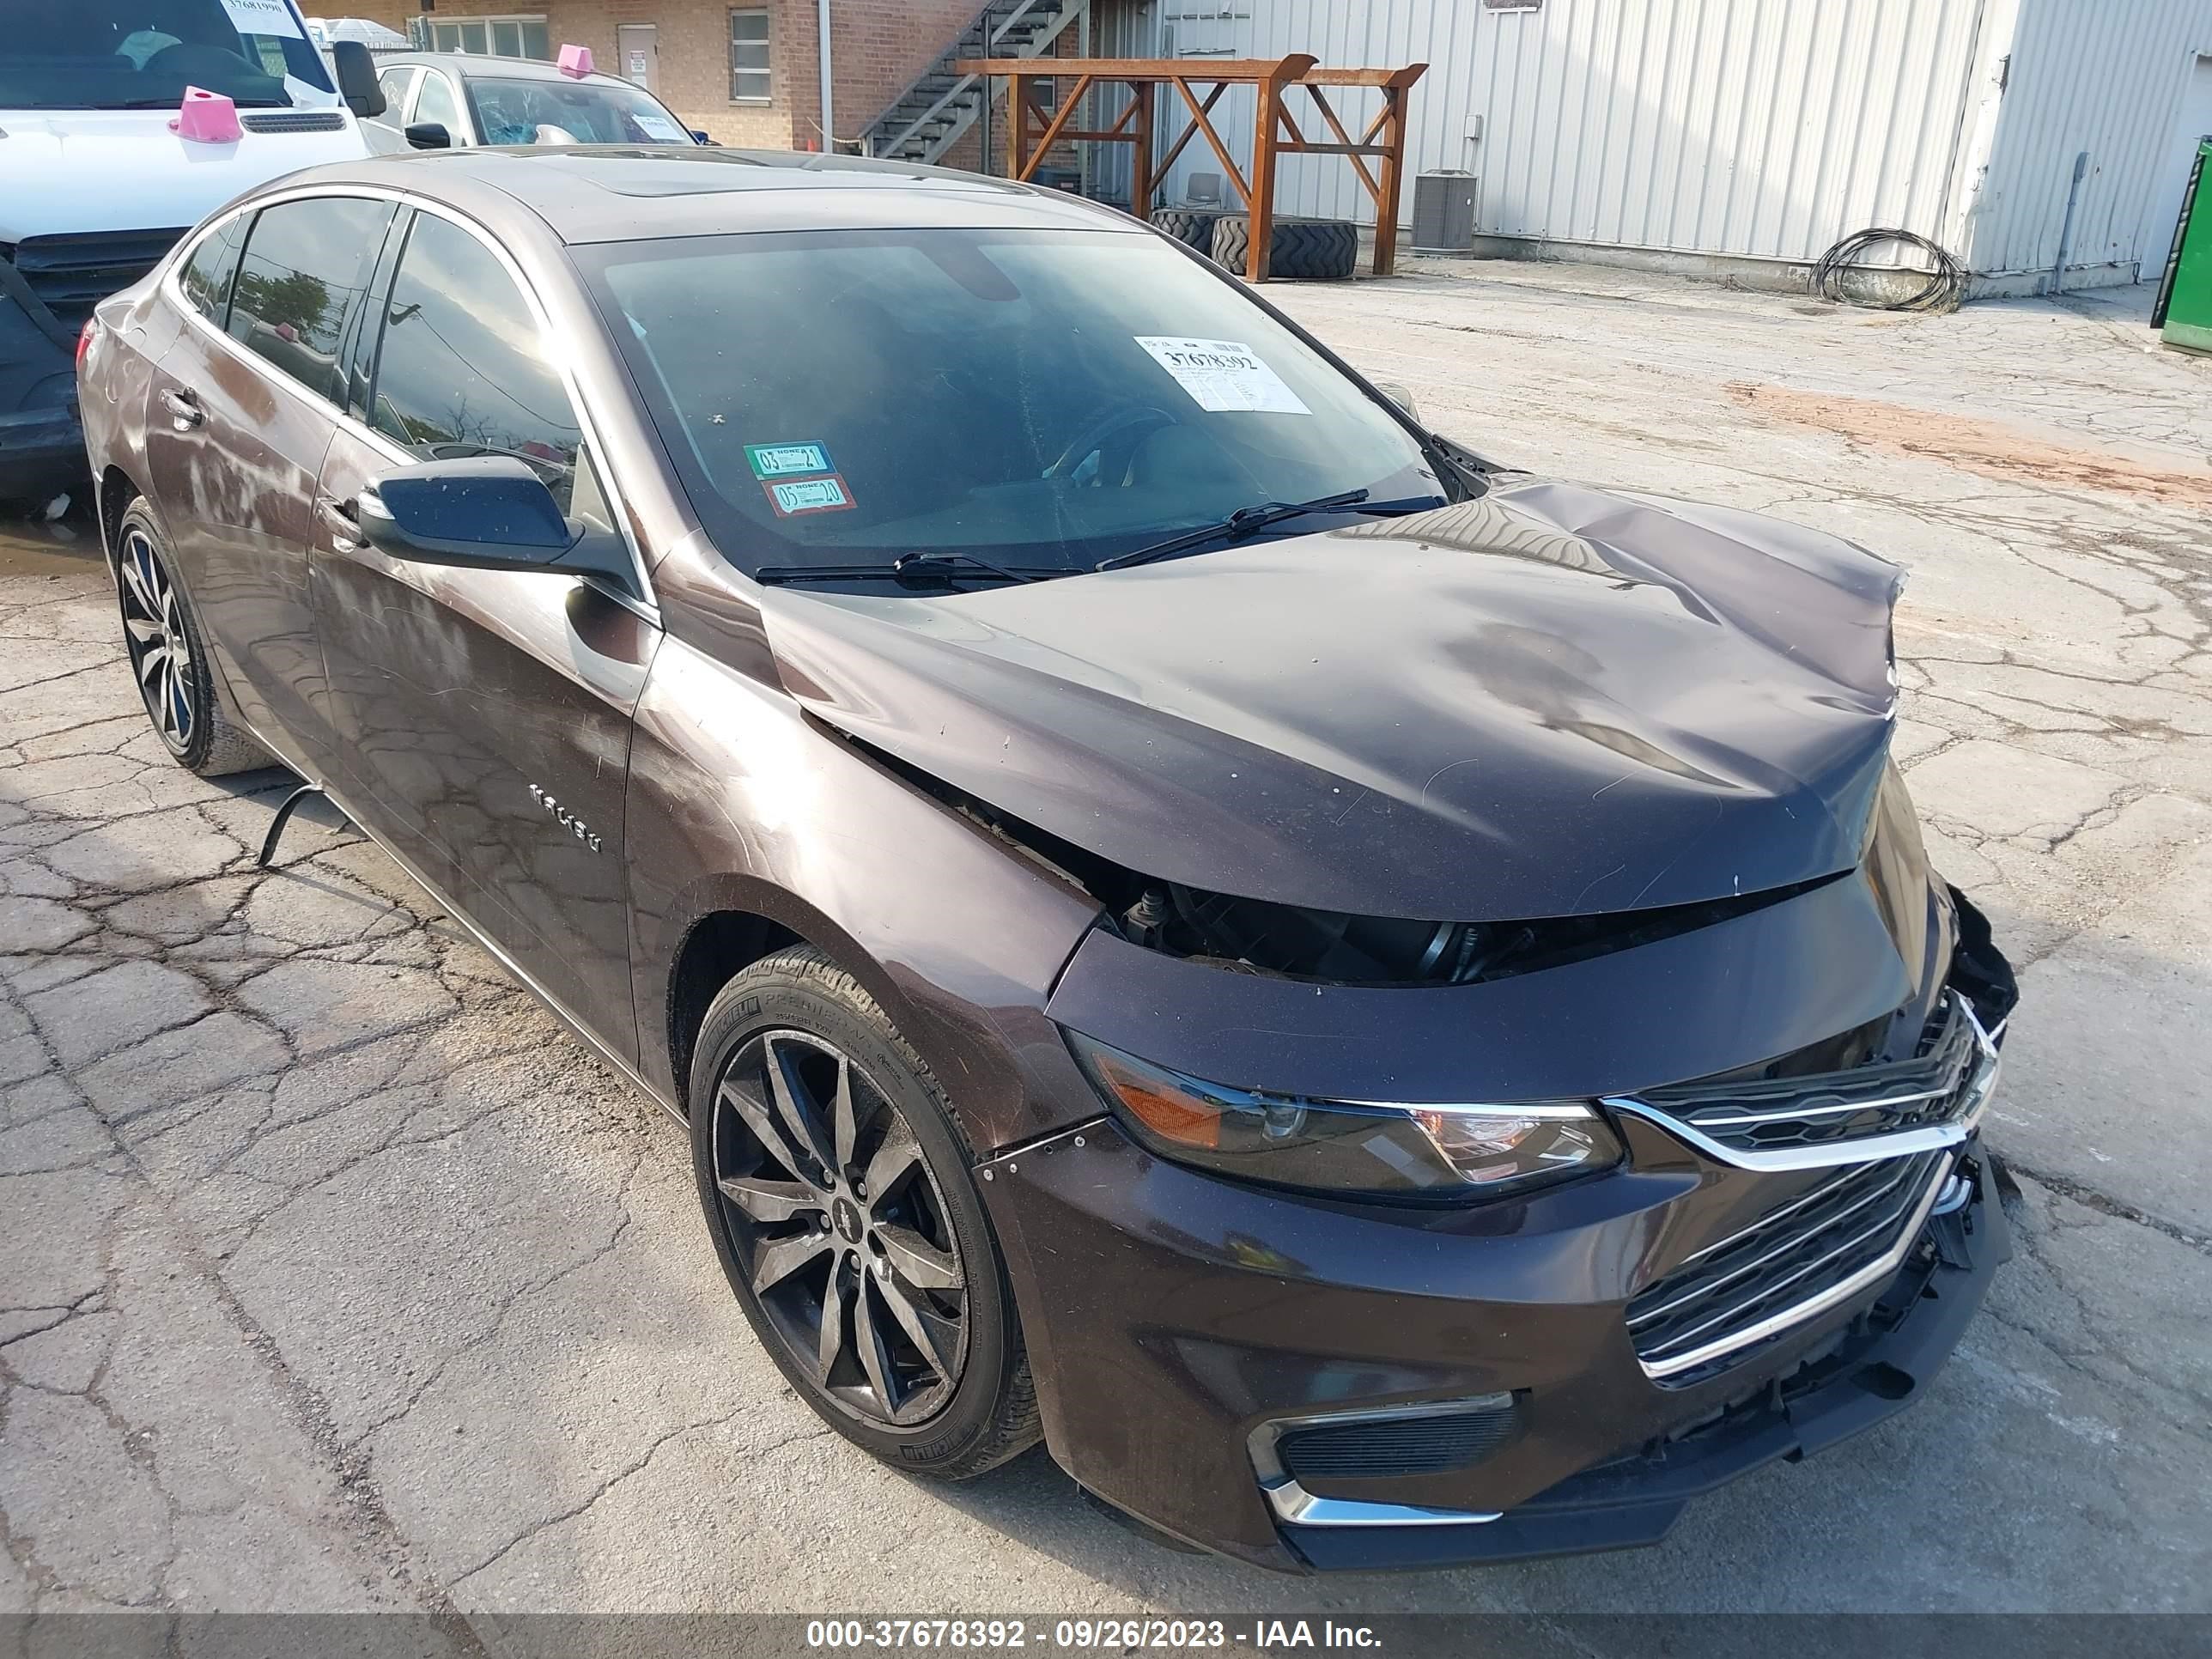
316 495 362 552
159 388 204 431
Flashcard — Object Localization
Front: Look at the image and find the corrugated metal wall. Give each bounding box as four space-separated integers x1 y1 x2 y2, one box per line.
1089 0 2212 289
1961 0 2212 284
1098 0 1990 264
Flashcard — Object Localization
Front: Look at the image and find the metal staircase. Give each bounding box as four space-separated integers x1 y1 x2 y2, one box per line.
861 0 1086 167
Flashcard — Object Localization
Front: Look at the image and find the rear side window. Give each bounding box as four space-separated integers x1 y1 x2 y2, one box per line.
228 196 397 405
367 215 581 509
179 216 247 326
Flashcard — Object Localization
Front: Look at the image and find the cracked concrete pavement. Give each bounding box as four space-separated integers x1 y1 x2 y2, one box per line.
2 263 2209 1621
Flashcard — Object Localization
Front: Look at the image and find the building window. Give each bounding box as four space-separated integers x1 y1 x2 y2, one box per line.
730 9 771 103
424 15 550 59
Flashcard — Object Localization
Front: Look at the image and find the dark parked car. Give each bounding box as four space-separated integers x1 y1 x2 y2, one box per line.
77 148 2016 1572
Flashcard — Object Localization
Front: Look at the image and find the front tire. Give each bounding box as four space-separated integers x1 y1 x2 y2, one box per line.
113 502 270 776
690 947 1040 1478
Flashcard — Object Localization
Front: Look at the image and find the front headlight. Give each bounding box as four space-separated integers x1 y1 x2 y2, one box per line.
1066 1032 1621 1201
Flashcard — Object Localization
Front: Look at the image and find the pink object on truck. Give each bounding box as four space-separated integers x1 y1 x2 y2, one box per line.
168 87 243 144
557 44 594 77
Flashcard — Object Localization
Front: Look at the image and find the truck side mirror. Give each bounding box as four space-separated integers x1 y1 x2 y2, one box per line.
331 41 386 119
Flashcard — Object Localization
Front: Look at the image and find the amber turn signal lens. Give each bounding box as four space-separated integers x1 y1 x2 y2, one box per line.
1089 1048 1222 1150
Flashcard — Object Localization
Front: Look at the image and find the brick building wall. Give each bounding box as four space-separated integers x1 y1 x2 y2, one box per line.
345 0 988 151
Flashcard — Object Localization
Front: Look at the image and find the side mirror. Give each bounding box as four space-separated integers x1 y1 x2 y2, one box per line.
1372 380 1420 422
690 130 716 145
356 458 632 587
331 40 385 118
404 121 453 150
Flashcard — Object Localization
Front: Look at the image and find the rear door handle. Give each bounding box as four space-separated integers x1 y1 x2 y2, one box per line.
317 495 362 551
159 388 204 430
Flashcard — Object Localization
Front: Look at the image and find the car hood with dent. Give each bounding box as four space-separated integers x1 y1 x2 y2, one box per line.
758 478 1906 922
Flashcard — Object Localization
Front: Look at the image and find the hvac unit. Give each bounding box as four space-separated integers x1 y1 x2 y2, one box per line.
1413 171 1479 253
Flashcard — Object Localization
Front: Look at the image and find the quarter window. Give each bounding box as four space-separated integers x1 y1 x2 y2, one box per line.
228 197 396 405
367 216 582 511
179 216 246 326
730 9 770 102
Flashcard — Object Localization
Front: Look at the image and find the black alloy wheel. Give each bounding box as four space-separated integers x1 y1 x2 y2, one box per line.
690 948 1039 1477
118 522 197 756
111 502 270 777
711 1027 969 1426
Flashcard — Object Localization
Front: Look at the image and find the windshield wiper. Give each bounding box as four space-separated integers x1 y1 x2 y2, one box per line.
1094 489 1443 573
752 551 1064 589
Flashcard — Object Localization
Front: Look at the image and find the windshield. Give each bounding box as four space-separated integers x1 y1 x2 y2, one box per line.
469 76 693 146
580 227 1444 580
1 0 331 110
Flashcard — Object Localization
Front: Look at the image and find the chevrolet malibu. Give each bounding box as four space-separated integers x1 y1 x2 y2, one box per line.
76 147 2016 1571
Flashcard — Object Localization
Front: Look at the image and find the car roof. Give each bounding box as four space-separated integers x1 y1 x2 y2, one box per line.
283 148 1148 246
378 52 641 90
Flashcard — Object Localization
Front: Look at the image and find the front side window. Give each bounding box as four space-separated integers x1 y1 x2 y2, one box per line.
179 215 247 326
228 196 396 405
468 76 692 145
411 70 465 138
582 228 1441 578
729 9 769 102
374 65 418 122
2 0 333 111
368 215 581 510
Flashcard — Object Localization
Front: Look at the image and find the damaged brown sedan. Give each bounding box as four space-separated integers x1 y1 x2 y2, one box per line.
77 146 2016 1571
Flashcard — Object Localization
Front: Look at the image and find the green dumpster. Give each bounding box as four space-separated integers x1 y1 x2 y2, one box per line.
2159 138 2212 355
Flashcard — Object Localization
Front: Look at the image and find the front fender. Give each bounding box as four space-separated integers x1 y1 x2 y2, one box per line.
623 626 1104 1151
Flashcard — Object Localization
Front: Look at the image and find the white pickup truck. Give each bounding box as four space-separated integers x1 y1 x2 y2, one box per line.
0 0 385 507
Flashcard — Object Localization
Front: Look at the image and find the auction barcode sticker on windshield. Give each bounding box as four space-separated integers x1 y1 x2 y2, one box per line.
222 0 306 38
1134 337 1311 415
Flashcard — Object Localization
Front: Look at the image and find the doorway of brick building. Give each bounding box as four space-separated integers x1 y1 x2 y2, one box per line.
617 24 659 92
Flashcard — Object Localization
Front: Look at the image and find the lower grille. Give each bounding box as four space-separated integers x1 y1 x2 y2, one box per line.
1628 1150 1950 1385
3 229 186 331
1277 1402 1516 1484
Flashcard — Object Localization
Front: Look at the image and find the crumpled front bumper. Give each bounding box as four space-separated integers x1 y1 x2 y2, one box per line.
1288 1146 2010 1571
981 1115 2009 1573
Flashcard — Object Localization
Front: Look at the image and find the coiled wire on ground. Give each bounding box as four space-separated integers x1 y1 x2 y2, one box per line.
1814 228 1966 313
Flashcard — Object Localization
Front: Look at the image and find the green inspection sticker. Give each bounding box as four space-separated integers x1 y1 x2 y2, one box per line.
763 474 855 515
746 441 836 479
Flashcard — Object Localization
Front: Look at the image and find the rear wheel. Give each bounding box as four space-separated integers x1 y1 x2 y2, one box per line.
690 947 1039 1476
113 503 270 776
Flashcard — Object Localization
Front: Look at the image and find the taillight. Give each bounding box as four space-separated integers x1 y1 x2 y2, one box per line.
76 318 96 369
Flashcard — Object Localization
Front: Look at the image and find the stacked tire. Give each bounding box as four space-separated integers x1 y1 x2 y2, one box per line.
1151 208 1226 256
1208 215 1358 279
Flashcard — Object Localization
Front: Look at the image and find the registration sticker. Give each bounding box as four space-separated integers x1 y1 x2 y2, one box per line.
1133 337 1311 415
763 475 855 515
747 441 836 479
